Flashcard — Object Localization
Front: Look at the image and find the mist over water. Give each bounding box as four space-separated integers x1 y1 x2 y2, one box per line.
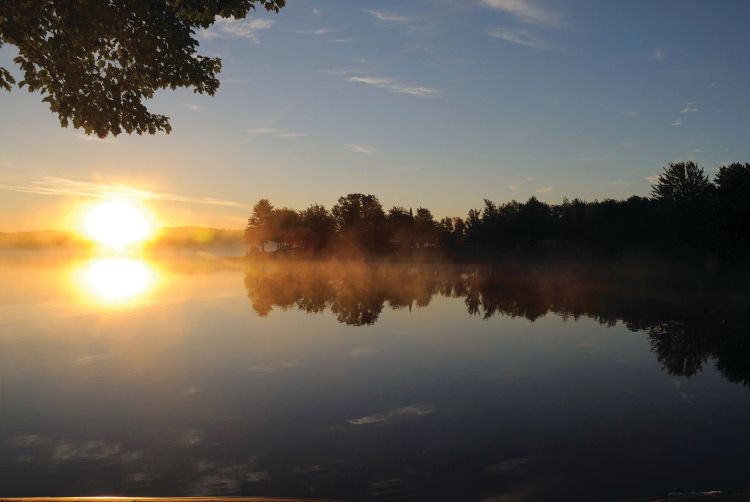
0 255 749 501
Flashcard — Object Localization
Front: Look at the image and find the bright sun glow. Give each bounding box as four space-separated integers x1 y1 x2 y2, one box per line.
80 258 156 304
83 200 153 248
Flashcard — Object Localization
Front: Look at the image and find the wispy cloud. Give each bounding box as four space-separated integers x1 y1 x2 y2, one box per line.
348 404 435 426
9 434 143 466
366 10 412 23
488 28 551 49
349 144 376 154
0 176 248 208
508 176 534 190
184 103 206 111
176 429 204 448
680 102 698 114
75 354 111 365
603 180 633 186
53 440 118 462
312 8 321 16
192 461 270 494
669 102 698 127
348 76 439 98
202 18 274 43
9 434 47 448
331 38 356 43
298 27 336 35
653 49 667 61
480 0 563 27
535 186 553 193
247 128 307 138
320 68 358 76
645 175 660 183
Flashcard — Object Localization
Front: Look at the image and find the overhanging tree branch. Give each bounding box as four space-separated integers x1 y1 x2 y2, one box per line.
0 0 285 137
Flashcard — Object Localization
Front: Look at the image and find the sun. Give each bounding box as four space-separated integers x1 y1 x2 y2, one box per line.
83 199 153 249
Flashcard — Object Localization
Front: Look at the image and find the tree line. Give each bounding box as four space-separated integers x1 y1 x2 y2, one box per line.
245 161 750 259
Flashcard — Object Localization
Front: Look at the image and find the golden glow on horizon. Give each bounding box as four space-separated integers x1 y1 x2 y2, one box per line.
78 257 157 305
82 199 153 249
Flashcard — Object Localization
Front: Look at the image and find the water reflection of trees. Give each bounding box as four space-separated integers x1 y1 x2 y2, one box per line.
243 262 750 385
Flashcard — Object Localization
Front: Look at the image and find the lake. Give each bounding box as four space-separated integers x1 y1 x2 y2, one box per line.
1 254 749 501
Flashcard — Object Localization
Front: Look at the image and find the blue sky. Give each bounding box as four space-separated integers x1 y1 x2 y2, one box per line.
1 0 749 230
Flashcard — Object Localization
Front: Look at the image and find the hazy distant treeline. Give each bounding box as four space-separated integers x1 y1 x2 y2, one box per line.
0 231 87 250
246 161 750 260
149 227 244 251
0 227 244 251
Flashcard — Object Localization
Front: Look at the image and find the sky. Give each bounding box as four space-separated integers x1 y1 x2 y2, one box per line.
1 0 750 231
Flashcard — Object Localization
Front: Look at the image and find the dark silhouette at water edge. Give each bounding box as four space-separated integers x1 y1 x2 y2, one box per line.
245 162 750 264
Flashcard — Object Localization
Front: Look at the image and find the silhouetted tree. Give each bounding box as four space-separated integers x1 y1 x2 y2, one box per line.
464 208 482 249
437 217 465 251
331 194 387 253
386 206 415 252
0 0 285 137
651 161 712 203
517 197 553 242
557 198 594 242
297 204 335 252
715 162 750 194
245 199 275 252
713 163 750 255
650 162 714 248
414 207 437 248
267 208 300 251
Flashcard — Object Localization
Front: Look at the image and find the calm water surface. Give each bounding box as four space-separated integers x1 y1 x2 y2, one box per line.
1 254 749 501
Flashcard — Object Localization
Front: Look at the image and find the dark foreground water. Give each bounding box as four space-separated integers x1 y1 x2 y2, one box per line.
1 255 749 501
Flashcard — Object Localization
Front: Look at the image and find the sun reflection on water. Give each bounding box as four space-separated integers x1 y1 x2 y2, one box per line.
76 257 158 305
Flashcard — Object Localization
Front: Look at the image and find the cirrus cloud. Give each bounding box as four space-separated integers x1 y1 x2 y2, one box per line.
0 176 248 208
348 76 439 98
366 10 412 23
349 144 376 155
247 128 307 138
489 28 551 49
201 17 274 44
481 0 563 28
